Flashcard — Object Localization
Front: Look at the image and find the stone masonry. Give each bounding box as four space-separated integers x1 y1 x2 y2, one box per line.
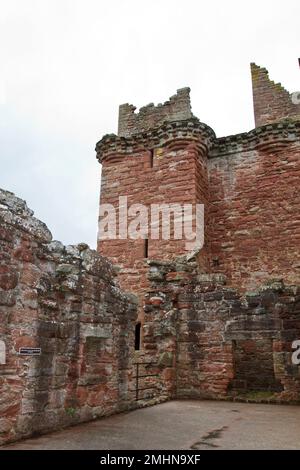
97 63 300 324
146 259 300 402
251 63 300 127
0 189 138 444
0 62 299 445
96 63 300 401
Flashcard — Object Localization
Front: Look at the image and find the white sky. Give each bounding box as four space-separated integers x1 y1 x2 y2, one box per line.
0 0 299 248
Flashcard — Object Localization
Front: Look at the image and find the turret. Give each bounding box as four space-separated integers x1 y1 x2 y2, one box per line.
96 89 215 342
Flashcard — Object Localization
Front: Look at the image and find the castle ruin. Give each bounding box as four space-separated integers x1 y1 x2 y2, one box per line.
0 63 299 445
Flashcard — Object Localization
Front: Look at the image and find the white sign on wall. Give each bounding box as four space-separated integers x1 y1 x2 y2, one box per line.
0 340 6 365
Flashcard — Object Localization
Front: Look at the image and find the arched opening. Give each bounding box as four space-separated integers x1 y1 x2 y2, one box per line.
135 322 141 351
0 340 6 365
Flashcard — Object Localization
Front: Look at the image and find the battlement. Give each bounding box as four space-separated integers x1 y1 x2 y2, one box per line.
251 62 300 127
96 118 216 163
118 87 193 137
96 118 300 163
210 120 300 157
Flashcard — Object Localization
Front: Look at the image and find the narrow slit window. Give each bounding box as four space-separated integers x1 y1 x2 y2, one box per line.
149 149 154 168
144 238 148 258
135 322 141 351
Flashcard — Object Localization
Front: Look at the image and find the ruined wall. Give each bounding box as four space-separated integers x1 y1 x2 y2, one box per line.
147 259 300 403
209 121 300 291
0 189 137 445
97 63 300 308
251 63 300 127
94 63 300 404
118 87 193 137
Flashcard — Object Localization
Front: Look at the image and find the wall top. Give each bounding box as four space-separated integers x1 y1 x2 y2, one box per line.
96 119 300 164
95 62 300 163
96 118 216 164
0 188 52 242
251 62 300 127
118 87 194 137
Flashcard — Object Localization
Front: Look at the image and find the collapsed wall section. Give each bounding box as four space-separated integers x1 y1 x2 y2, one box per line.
0 189 137 445
146 259 300 403
118 87 193 137
251 63 300 127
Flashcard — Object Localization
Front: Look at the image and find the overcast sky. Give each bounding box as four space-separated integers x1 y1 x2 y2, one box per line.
1 0 299 248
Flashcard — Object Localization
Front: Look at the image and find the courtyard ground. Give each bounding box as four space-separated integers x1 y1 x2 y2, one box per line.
2 400 300 450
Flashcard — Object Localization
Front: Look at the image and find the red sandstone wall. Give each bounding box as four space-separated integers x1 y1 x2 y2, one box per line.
147 260 300 402
98 123 300 296
95 74 300 403
98 136 211 327
251 63 300 127
209 139 300 291
0 189 137 445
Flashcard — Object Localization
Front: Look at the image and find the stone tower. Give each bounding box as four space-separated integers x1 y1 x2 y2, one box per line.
96 88 215 334
96 63 300 346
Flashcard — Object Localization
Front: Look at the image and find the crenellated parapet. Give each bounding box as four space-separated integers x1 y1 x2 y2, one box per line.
118 87 193 137
97 117 300 163
210 120 300 158
96 118 216 164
